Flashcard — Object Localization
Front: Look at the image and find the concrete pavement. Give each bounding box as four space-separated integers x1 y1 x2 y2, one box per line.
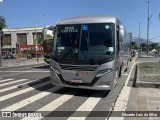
1 55 160 120
1 58 45 68
109 55 160 120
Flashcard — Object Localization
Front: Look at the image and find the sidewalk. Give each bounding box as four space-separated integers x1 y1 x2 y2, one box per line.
1 58 45 68
109 57 160 120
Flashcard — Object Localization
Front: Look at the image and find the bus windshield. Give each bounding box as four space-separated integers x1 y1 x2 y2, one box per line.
52 23 115 64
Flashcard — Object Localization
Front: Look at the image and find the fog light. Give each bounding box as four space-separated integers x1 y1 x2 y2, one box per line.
96 68 112 77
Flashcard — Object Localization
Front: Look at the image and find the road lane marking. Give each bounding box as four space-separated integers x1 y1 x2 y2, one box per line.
108 62 135 120
131 55 137 63
21 91 76 120
122 74 128 76
68 91 106 120
0 81 51 102
0 78 14 83
0 79 39 93
38 92 75 111
0 71 50 73
1 87 59 111
0 79 28 87
125 62 135 86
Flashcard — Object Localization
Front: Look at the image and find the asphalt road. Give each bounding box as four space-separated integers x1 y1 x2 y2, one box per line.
0 62 133 120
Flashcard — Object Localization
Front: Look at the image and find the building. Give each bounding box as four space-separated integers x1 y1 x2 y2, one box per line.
2 26 44 57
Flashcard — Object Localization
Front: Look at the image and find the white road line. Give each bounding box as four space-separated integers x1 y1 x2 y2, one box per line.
38 92 75 111
108 63 135 120
0 79 39 93
125 63 135 86
0 71 50 73
0 78 14 83
0 79 28 87
122 74 128 76
68 91 105 120
0 81 51 102
1 87 58 111
22 91 76 120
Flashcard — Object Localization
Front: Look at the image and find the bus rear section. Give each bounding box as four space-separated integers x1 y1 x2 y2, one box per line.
48 16 130 90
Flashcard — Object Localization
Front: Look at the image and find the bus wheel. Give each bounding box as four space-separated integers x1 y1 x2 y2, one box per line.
118 66 122 78
124 62 128 72
113 70 119 87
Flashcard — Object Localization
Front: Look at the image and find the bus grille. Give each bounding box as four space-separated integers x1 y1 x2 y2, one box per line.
59 64 99 71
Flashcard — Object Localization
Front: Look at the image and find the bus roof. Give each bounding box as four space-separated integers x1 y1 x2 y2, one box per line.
56 16 120 25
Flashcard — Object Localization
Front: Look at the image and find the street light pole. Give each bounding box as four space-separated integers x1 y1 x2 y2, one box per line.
139 23 142 53
0 0 3 67
35 14 47 63
146 0 151 56
35 26 38 62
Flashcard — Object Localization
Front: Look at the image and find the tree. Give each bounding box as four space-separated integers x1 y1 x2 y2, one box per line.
150 43 158 50
0 16 7 28
46 34 53 40
0 16 7 67
130 42 138 50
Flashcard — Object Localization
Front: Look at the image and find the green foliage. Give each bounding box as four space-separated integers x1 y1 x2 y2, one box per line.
140 43 147 48
38 34 53 45
46 34 53 40
150 43 159 50
0 16 7 29
130 42 138 50
38 38 43 45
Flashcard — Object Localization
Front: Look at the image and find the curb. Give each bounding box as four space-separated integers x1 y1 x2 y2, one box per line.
136 82 160 88
132 64 137 87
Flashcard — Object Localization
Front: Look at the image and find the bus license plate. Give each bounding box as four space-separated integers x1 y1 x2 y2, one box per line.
71 78 82 83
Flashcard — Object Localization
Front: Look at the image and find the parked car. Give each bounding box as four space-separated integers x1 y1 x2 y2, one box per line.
3 54 16 59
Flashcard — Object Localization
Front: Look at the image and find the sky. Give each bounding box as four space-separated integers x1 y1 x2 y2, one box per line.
0 0 160 42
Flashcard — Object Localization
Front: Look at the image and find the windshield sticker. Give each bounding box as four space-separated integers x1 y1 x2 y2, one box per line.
109 47 114 52
57 46 65 53
61 27 78 33
57 46 65 50
105 25 110 29
82 25 88 31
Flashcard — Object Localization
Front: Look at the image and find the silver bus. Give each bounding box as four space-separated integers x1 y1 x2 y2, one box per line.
43 16 131 90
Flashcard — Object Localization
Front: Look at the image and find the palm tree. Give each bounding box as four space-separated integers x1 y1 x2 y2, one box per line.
0 15 7 67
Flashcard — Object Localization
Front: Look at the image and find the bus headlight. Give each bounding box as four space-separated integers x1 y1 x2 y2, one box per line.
50 66 60 75
96 68 113 78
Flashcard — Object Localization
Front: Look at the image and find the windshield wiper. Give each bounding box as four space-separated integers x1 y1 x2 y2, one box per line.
86 30 95 65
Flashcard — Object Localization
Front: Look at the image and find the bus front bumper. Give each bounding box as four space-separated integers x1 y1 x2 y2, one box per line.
50 69 115 90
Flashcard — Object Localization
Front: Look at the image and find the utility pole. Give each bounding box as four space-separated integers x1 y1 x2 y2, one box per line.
0 29 3 67
146 0 151 56
35 14 48 63
139 23 142 53
0 0 3 67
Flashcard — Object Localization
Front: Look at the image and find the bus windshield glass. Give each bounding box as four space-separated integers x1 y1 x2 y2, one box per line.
52 23 115 64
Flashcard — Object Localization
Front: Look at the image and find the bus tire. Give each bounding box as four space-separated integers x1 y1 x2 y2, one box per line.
124 61 128 72
118 66 122 78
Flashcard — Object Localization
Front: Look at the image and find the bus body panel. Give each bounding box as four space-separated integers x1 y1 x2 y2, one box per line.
43 16 131 90
50 59 117 90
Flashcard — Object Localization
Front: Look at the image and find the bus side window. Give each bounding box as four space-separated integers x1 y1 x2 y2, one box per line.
116 29 120 53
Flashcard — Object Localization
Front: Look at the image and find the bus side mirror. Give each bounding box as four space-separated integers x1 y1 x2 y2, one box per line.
42 26 55 41
119 25 124 42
